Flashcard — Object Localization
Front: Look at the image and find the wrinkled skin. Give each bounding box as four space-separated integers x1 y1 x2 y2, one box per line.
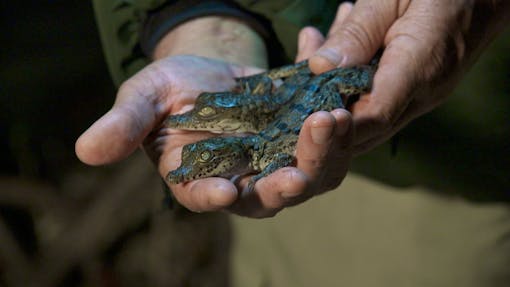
308 0 510 154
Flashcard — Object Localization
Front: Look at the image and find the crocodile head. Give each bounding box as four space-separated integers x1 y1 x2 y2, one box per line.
166 136 252 184
165 92 265 133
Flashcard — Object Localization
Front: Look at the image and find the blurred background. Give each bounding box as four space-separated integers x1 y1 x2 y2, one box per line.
0 1 509 286
1 1 230 286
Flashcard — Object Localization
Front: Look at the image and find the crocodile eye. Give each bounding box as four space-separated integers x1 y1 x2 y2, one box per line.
198 150 213 162
198 106 216 117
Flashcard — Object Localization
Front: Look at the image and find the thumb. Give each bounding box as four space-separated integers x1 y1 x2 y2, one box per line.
309 0 406 73
295 27 325 63
75 85 161 166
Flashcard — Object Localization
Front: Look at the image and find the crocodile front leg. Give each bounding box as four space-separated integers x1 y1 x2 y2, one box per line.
234 60 309 95
247 152 295 193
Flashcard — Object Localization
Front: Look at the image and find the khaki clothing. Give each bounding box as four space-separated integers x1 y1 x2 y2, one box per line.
232 173 510 287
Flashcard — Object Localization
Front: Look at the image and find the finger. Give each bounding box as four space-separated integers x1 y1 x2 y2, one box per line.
309 0 410 73
296 3 353 64
229 167 308 218
295 111 337 180
353 78 451 156
172 178 238 212
295 27 325 63
316 109 354 192
352 105 414 156
327 2 354 37
75 87 162 165
350 0 454 148
349 49 414 147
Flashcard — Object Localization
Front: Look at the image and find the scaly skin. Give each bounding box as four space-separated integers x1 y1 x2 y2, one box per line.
165 61 311 133
166 62 375 190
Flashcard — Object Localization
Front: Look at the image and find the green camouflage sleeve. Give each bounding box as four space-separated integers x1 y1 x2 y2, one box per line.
92 0 337 86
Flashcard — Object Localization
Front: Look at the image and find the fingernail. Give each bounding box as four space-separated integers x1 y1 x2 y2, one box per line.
331 110 351 136
311 123 334 145
208 183 238 208
314 47 344 67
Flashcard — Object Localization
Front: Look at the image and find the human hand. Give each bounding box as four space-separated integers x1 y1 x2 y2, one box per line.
76 16 354 218
308 0 510 154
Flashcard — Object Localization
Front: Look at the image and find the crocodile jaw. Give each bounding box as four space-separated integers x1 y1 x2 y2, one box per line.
166 113 258 133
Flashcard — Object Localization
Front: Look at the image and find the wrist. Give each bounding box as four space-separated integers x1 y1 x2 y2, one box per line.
153 16 268 68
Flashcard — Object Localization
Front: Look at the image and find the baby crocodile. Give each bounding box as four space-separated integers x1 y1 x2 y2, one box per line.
165 61 311 133
166 62 375 190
